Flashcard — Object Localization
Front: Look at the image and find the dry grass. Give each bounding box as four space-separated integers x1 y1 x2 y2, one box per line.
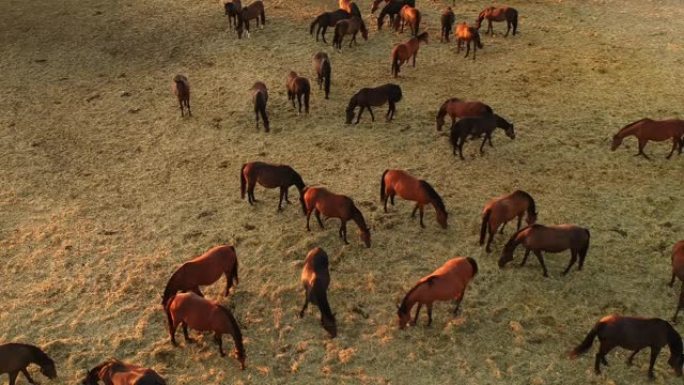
2 0 684 384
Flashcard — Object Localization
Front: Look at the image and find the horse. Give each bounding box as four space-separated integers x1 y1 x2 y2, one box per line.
236 0 265 39
371 0 414 14
480 190 537 253
449 114 515 160
390 31 429 77
81 360 165 385
476 6 518 37
250 81 269 132
310 10 351 43
0 343 57 385
312 52 331 99
611 118 684 159
172 75 191 117
240 161 306 211
286 72 311 114
668 240 684 321
570 315 684 380
376 0 405 30
380 169 448 229
161 245 239 307
332 16 368 50
440 7 455 43
435 97 493 131
224 0 242 29
299 247 337 338
498 224 590 277
303 187 371 248
455 22 483 60
395 5 421 36
165 292 246 370
397 257 478 328
345 83 402 124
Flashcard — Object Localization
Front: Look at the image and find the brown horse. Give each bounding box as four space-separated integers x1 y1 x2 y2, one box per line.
390 31 428 77
669 241 684 321
345 83 402 124
376 0 404 30
165 292 246 369
435 97 493 131
440 7 455 43
476 6 518 37
332 16 368 50
161 245 239 307
372 0 414 16
0 343 56 385
397 257 478 328
303 187 371 248
172 75 191 117
236 0 265 39
310 9 357 43
449 114 515 160
455 22 483 60
286 71 311 114
480 190 537 252
224 0 242 29
380 169 448 229
81 360 165 385
570 315 684 380
394 5 421 36
611 118 684 159
250 81 269 132
300 247 337 338
498 224 590 277
240 161 306 211
312 52 331 99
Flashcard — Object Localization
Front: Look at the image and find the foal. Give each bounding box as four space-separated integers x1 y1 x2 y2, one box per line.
332 16 368 50
480 190 537 252
476 6 518 37
240 161 306 211
81 360 165 385
345 83 402 124
380 169 448 229
455 22 483 60
312 52 331 99
0 343 57 385
172 75 191 117
286 72 311 114
236 0 265 39
303 187 371 248
300 247 337 338
449 114 515 160
669 240 684 321
611 118 684 159
224 0 242 29
250 81 269 132
395 5 421 36
440 7 455 42
390 32 429 77
436 97 493 131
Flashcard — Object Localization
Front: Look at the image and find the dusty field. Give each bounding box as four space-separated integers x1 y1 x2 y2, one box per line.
2 0 684 384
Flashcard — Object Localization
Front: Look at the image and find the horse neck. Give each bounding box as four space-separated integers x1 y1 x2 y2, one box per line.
399 282 422 315
495 115 509 129
351 207 367 231
346 96 358 111
666 324 683 357
313 283 334 321
23 345 50 366
218 306 245 357
616 123 640 139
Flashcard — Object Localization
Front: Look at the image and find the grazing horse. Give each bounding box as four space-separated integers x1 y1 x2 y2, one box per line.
172 75 191 117
449 114 515 160
312 52 331 99
380 169 448 229
390 31 429 77
286 71 311 114
397 257 478 328
611 118 684 159
224 0 242 29
345 83 402 124
455 22 483 60
570 315 684 380
161 245 239 307
476 6 518 37
303 187 371 248
498 224 590 277
165 292 246 369
81 360 165 385
250 81 269 132
669 240 684 321
310 10 351 43
236 0 265 39
371 0 414 14
332 16 368 49
0 343 57 385
440 7 455 42
480 190 537 252
240 161 306 211
376 0 405 30
395 5 421 36
299 247 337 338
435 97 493 131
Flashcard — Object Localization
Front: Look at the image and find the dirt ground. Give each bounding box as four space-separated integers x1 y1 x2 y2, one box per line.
1 0 684 384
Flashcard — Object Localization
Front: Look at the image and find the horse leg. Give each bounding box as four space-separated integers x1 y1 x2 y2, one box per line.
627 349 641 366
412 51 417 67
595 342 614 374
670 272 677 287
299 287 309 317
666 137 678 159
411 303 422 326
533 250 549 277
479 135 488 154
170 318 179 346
214 333 226 357
8 372 17 385
488 133 494 147
315 209 325 229
390 192 395 206
505 21 511 37
499 221 507 234
356 106 365 124
636 138 650 159
341 221 349 244
520 249 531 266
387 102 395 121
321 26 328 43
465 41 471 58
562 249 578 276
419 205 425 228
458 137 466 160
485 226 495 253
488 20 493 36
516 215 523 231
297 93 303 114
453 298 463 316
411 203 419 218
277 187 285 211
182 322 196 343
674 281 684 322
306 208 313 231
368 106 375 122
20 368 35 384
647 347 661 379
426 303 433 326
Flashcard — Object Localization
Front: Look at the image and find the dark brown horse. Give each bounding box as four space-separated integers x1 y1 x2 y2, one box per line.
480 190 537 252
570 315 684 380
172 75 191 117
669 240 684 321
332 16 368 50
345 83 402 124
476 6 518 37
449 114 515 160
435 97 493 131
286 71 311 114
440 7 455 43
303 187 371 247
0 344 56 385
161 245 239 307
300 247 337 338
250 81 269 132
390 31 428 77
224 0 242 29
165 292 246 369
455 22 483 60
380 169 448 229
611 118 684 159
240 161 306 211
236 0 265 39
498 224 590 277
394 5 421 36
372 0 414 16
312 52 331 99
81 360 165 385
397 257 478 328
310 4 361 43
376 0 405 30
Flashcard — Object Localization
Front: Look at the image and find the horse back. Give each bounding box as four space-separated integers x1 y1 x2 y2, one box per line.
0 344 37 373
599 316 670 350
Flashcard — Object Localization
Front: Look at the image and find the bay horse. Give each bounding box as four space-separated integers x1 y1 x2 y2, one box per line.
345 83 402 124
390 31 429 78
310 10 351 43
224 0 242 29
240 161 306 211
165 292 246 369
455 22 483 60
172 75 191 117
611 118 684 159
380 169 448 229
236 0 265 39
312 52 331 99
332 16 368 50
0 343 57 385
480 190 537 252
449 114 515 160
570 315 684 380
81 360 165 385
161 245 239 307
498 224 590 277
395 5 421 36
299 247 337 338
250 81 269 132
440 7 455 43
286 72 310 114
397 257 478 328
435 97 493 131
476 6 518 37
668 240 684 321
303 187 371 248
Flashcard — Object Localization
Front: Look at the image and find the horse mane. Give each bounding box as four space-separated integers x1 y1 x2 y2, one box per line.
398 276 436 315
503 226 536 252
217 306 245 359
665 322 683 357
346 93 358 112
419 180 445 214
616 118 650 136
513 190 537 216
351 204 369 231
349 2 361 17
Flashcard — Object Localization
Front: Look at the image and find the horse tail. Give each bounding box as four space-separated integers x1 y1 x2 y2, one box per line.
480 209 491 245
163 293 177 333
231 256 239 286
332 23 341 48
322 58 331 98
161 269 180 307
436 100 449 131
475 30 483 48
304 84 310 113
511 9 518 35
391 48 400 77
260 7 265 24
580 229 590 259
419 180 445 214
380 169 389 202
240 163 247 199
570 321 603 358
